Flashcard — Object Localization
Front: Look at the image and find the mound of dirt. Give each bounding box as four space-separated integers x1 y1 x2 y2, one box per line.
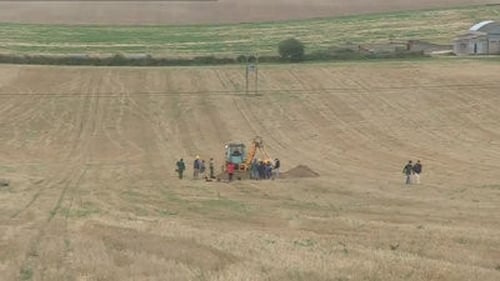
0 179 9 187
281 165 319 178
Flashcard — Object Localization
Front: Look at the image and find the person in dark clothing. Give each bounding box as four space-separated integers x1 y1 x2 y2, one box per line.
265 161 273 179
413 160 422 184
257 161 265 180
176 158 186 179
273 158 281 178
402 160 414 184
250 159 259 180
193 156 200 179
200 160 206 177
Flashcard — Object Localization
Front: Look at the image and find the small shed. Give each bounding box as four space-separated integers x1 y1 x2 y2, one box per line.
453 20 500 55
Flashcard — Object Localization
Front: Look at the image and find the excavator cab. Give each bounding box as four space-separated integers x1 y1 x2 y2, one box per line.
224 143 247 170
223 136 272 176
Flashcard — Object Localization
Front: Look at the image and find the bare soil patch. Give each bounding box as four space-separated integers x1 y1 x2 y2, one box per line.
281 165 319 178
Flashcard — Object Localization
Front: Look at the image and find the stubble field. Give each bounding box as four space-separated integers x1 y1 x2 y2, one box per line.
0 60 500 280
0 0 499 25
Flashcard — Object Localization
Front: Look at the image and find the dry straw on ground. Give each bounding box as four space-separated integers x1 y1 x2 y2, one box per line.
0 61 499 280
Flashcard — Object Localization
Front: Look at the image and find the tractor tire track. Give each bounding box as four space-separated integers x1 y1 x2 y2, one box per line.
17 70 107 281
106 71 147 163
8 74 96 219
193 69 232 147
216 69 288 150
249 69 319 163
213 69 262 139
167 71 199 157
285 68 375 170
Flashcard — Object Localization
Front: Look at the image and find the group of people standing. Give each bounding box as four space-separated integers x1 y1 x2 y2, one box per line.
175 156 281 181
249 158 280 180
222 158 281 182
175 156 216 180
402 160 423 185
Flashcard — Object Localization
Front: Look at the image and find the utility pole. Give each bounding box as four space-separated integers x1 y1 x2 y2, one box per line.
244 53 259 95
243 54 258 95
254 54 259 95
245 57 249 95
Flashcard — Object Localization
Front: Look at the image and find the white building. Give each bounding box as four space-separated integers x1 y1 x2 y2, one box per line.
453 20 500 55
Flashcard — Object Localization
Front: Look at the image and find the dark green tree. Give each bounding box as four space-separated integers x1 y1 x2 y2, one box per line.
278 38 305 62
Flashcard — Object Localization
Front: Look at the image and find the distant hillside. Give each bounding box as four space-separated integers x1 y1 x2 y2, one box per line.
0 0 498 25
1 5 499 57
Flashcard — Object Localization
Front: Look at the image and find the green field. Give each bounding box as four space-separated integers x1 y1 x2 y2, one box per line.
0 5 499 57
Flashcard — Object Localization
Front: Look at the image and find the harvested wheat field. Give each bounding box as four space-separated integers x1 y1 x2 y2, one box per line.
1 60 500 281
0 0 499 25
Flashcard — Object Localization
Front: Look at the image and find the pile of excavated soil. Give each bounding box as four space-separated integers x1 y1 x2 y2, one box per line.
0 179 10 186
281 165 319 178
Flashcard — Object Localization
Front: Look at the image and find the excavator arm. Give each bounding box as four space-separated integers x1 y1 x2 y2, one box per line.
243 136 272 169
244 143 258 168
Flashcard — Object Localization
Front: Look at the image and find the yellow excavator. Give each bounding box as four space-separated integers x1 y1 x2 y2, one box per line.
223 136 273 173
